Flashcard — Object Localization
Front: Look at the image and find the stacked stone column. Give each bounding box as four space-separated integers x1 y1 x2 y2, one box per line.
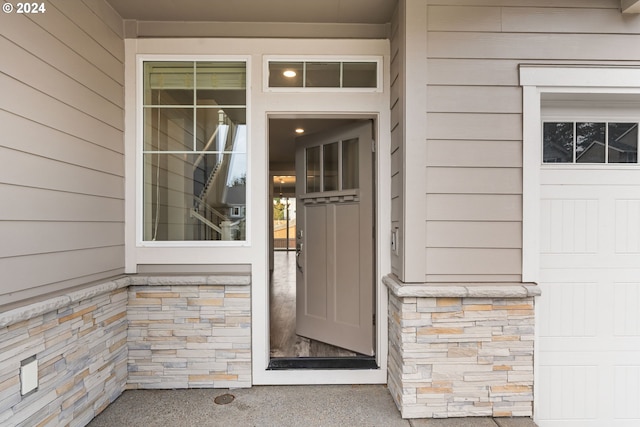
384 276 540 419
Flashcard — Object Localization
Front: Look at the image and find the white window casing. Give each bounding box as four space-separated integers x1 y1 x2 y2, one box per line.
124 38 391 386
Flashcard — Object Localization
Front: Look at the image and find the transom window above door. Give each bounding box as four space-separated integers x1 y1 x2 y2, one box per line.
305 138 359 193
543 121 638 164
265 58 381 91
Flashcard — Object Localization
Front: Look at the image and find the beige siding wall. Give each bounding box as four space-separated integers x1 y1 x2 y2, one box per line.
0 0 125 306
389 5 403 278
420 0 640 282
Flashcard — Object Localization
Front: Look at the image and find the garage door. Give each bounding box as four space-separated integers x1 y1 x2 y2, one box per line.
537 162 640 425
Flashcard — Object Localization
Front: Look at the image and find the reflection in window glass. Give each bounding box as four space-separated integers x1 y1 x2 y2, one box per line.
343 62 377 88
576 122 605 163
144 108 194 151
196 62 246 106
269 62 304 87
609 123 638 163
323 142 339 191
544 121 639 164
143 61 246 242
342 138 359 189
195 109 229 154
306 62 340 88
543 122 573 163
306 146 321 193
144 61 194 105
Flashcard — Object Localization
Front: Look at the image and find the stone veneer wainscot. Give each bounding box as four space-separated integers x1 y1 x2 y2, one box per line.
0 274 250 426
127 276 251 389
383 275 540 419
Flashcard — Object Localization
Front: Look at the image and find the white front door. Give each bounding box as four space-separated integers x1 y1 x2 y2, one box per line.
294 121 375 356
537 167 640 426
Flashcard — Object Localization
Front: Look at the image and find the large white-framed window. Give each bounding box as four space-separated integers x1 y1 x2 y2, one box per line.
136 56 250 247
263 56 382 92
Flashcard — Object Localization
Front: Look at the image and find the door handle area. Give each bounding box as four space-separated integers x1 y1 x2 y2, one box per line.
296 243 303 273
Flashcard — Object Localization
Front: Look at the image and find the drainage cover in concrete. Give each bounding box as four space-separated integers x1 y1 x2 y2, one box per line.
214 393 235 405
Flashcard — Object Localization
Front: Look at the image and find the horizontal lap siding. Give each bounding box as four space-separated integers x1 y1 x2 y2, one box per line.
423 0 640 282
0 0 124 305
390 5 403 278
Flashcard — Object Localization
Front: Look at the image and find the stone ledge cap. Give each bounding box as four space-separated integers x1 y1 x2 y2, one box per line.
383 274 541 298
130 274 251 286
1 273 252 328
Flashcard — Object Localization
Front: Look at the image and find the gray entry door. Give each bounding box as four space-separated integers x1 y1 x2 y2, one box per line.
295 121 375 356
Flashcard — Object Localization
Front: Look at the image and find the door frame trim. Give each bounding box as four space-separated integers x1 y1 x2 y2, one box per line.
254 112 389 385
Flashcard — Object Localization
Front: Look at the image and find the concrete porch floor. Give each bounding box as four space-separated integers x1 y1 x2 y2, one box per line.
87 385 538 427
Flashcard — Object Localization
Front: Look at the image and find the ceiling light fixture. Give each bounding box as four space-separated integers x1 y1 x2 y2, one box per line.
295 128 305 134
283 70 296 78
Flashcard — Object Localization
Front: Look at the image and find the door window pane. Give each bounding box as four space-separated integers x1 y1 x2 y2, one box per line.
342 138 359 189
306 146 321 193
576 122 605 163
343 62 377 88
323 142 339 191
609 123 638 163
543 122 573 163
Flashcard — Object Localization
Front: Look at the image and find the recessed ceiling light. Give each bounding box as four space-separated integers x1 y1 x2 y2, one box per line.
295 128 304 134
283 70 297 78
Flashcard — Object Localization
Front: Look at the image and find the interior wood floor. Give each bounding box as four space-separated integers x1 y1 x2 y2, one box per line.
269 251 358 358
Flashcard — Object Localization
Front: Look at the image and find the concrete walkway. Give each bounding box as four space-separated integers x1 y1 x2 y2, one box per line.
88 385 537 427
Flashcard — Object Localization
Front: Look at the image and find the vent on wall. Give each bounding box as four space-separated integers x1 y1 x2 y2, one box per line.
20 355 38 396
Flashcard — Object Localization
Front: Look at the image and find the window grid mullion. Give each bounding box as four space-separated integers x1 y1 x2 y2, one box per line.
302 62 307 88
193 62 197 152
605 122 609 164
573 122 577 163
320 143 324 192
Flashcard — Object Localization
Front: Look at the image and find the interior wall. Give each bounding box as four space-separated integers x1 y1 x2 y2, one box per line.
0 0 126 307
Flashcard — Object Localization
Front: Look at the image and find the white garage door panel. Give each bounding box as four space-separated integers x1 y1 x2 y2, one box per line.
537 168 640 426
538 364 599 422
614 366 640 419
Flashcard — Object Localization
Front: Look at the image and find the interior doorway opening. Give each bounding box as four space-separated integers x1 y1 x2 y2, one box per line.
272 190 296 252
268 116 377 369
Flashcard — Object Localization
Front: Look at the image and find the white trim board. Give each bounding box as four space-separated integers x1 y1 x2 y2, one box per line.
124 38 391 385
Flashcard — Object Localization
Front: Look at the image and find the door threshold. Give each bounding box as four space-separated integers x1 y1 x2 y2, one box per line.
268 357 377 370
